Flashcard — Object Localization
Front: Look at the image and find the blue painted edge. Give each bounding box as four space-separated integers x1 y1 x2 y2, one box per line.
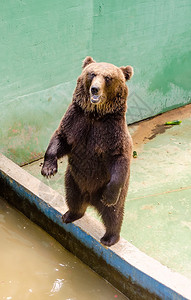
0 168 188 300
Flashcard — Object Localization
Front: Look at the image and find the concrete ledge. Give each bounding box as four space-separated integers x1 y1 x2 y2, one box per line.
0 153 191 300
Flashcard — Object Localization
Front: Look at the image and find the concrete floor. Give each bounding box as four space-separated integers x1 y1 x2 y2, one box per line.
23 104 191 280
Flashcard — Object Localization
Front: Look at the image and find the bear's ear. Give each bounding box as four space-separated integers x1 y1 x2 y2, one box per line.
82 56 96 69
120 66 134 81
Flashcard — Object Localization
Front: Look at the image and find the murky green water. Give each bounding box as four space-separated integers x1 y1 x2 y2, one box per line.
0 197 127 300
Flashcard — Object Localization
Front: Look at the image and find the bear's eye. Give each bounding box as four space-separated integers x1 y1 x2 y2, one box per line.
105 76 112 83
89 72 96 80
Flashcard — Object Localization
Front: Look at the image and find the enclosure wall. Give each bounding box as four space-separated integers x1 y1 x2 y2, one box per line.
1 0 191 164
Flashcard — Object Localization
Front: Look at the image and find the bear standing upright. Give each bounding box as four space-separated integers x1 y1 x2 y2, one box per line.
41 57 133 246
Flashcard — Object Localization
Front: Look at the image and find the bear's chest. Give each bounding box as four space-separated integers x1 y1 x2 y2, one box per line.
67 118 119 157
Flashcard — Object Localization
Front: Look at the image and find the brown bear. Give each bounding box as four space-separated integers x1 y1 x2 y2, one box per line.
41 56 133 246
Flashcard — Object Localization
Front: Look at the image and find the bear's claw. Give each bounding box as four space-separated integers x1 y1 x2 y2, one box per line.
101 184 121 207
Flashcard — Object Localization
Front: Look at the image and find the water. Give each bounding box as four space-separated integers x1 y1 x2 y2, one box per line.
0 197 127 300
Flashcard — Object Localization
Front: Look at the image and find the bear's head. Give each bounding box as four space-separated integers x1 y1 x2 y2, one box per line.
73 56 133 117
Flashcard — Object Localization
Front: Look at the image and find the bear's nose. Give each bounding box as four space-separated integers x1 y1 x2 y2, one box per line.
91 86 99 95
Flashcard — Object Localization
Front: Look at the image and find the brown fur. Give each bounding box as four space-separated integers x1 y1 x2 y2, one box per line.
41 57 133 246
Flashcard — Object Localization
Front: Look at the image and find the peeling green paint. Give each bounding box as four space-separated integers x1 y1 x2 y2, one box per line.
149 51 191 94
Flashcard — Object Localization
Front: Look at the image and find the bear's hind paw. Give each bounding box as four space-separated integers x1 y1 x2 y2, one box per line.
100 233 120 247
62 211 84 224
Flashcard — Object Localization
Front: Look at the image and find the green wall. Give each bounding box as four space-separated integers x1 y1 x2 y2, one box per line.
1 0 191 165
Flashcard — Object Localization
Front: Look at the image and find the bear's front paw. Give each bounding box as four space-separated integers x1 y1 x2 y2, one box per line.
41 160 58 178
101 183 121 207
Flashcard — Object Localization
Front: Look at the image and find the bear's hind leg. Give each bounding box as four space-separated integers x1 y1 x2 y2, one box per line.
62 168 88 223
100 205 124 246
94 199 124 247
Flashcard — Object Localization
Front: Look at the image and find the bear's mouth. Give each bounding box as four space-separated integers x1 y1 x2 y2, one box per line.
90 94 101 104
